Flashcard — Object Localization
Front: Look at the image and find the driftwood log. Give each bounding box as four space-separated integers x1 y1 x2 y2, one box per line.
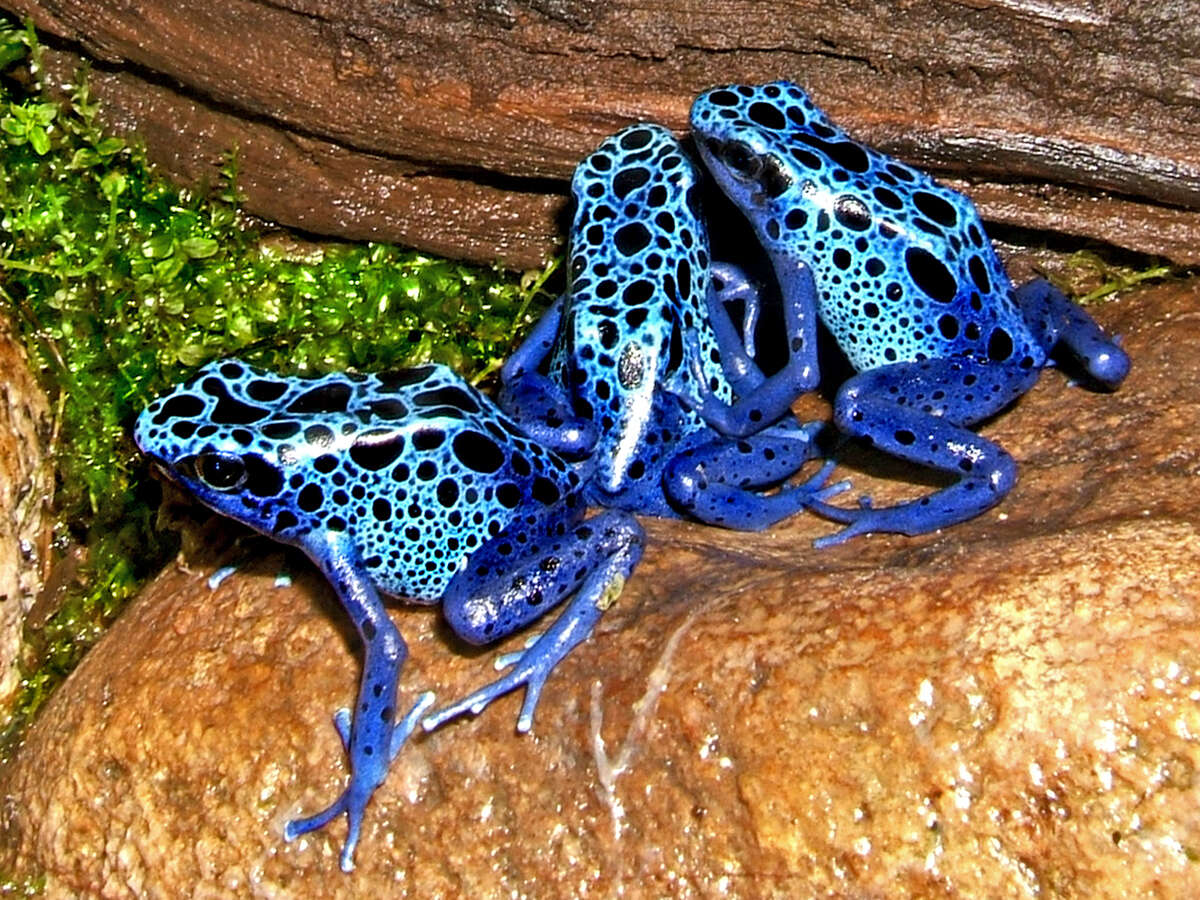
6 1 1200 268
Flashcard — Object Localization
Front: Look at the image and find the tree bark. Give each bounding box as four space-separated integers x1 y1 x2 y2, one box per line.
9 0 1200 267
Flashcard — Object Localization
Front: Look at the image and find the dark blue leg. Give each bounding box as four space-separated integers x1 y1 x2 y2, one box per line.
679 255 821 437
666 421 846 530
283 533 433 872
1015 278 1130 388
707 260 766 393
498 295 597 458
808 357 1042 547
500 294 566 387
423 508 644 733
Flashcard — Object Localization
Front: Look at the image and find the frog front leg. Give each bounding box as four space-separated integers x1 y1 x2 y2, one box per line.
498 295 598 458
807 356 1043 547
1016 278 1130 388
666 420 845 530
282 531 432 872
679 252 821 437
706 260 767 392
423 507 644 733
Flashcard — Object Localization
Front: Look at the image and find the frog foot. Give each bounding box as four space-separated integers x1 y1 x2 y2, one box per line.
422 631 569 734
795 458 852 505
284 691 434 872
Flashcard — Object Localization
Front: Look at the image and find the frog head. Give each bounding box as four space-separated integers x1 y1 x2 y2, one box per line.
134 359 327 541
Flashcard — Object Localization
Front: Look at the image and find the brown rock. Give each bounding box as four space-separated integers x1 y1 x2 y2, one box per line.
2 279 1197 895
0 315 51 711
7 1 1200 265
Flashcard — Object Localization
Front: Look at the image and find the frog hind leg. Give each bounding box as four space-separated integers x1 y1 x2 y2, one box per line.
665 420 845 530
808 356 1041 548
282 533 431 872
424 507 644 733
1015 277 1130 388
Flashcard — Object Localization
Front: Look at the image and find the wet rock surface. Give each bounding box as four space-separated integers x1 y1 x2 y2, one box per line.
3 281 1197 896
6 1 1200 266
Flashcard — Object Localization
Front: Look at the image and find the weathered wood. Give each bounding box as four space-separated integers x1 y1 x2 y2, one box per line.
11 0 1200 266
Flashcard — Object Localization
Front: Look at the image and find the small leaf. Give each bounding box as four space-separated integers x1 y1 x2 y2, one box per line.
140 234 175 259
70 147 99 169
33 103 58 126
29 126 50 155
154 253 187 282
180 237 218 259
95 136 124 156
100 171 126 200
176 343 208 367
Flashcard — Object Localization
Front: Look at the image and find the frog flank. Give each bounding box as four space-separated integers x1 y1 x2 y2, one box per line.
691 81 1130 546
135 360 644 871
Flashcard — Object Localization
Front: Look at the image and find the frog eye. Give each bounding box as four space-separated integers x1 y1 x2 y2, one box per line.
192 452 247 491
719 140 762 180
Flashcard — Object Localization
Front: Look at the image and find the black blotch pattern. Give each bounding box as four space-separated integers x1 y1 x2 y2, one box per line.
263 421 301 440
297 483 323 512
243 455 284 497
532 477 560 505
615 222 652 256
905 248 958 303
748 101 787 129
413 427 446 450
349 430 406 470
376 366 437 391
287 382 352 415
436 479 459 507
202 378 269 425
304 424 335 448
913 190 958 227
413 386 480 413
614 166 650 198
368 398 409 420
247 379 288 403
622 280 654 305
987 327 1013 362
453 431 505 473
154 393 205 425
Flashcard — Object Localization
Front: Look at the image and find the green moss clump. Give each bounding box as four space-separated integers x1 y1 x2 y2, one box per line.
0 19 554 754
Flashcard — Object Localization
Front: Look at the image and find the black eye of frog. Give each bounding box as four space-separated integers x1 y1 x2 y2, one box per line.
193 453 247 491
719 139 762 180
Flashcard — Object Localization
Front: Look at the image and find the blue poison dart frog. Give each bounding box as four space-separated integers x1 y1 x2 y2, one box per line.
691 81 1130 547
423 124 847 732
477 124 837 526
135 361 644 871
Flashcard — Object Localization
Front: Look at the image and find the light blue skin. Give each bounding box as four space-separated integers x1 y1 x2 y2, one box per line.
135 361 643 871
485 123 840 527
691 81 1130 547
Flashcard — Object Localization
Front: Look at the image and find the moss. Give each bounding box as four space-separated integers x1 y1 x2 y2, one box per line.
0 870 44 897
0 18 555 755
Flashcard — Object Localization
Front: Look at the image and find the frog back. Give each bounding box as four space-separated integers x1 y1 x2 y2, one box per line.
553 123 732 499
135 361 581 601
